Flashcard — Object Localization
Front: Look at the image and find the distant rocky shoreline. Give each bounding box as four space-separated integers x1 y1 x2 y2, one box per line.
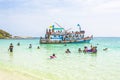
12 36 34 39
0 29 12 39
0 29 35 39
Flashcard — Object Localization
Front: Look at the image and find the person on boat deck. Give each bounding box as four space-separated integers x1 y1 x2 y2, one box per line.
83 46 88 53
8 43 14 52
50 54 56 59
78 48 82 53
29 44 32 48
65 49 71 53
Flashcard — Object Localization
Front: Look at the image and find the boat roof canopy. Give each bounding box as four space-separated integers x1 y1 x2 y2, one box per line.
53 28 64 30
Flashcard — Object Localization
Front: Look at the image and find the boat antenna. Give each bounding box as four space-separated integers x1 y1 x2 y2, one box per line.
54 22 64 28
66 28 72 31
55 22 72 32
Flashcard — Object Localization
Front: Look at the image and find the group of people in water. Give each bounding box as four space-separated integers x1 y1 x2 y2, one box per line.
8 42 108 60
8 43 40 52
65 45 97 54
50 45 98 59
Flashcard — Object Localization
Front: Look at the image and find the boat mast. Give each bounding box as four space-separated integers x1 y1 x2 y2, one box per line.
77 24 81 32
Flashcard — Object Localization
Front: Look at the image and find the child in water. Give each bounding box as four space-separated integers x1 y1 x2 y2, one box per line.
92 46 97 53
29 44 32 48
37 46 40 49
83 46 88 53
78 48 82 53
65 49 71 53
50 54 56 59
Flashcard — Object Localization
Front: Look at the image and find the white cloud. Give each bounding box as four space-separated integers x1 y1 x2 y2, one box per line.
92 0 120 14
0 0 120 37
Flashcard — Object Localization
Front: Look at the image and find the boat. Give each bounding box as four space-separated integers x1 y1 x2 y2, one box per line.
40 23 93 44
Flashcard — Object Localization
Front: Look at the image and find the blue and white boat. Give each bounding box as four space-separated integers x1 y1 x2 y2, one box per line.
40 23 93 44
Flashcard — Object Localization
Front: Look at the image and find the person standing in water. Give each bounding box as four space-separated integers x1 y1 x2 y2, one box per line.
17 42 20 46
29 44 32 48
83 46 88 53
37 46 40 49
78 48 82 53
65 49 71 53
8 43 14 52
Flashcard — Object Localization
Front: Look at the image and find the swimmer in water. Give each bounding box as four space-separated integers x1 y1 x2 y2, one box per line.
92 46 97 53
65 49 71 53
17 42 20 46
50 54 56 59
37 46 40 49
64 44 67 46
83 46 88 53
78 48 82 53
103 48 108 51
29 44 32 48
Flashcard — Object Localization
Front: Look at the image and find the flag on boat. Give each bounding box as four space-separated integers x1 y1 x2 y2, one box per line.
49 25 53 29
49 25 54 29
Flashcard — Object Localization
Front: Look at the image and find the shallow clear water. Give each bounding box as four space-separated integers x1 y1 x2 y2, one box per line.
0 37 120 80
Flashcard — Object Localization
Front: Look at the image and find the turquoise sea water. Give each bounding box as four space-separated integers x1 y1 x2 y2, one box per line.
0 37 120 80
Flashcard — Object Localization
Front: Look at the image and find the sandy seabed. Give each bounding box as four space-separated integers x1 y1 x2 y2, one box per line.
0 69 34 80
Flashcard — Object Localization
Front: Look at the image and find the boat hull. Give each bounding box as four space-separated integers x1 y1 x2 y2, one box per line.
40 37 92 44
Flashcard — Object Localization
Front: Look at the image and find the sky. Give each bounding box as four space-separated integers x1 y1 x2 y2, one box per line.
0 0 120 37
